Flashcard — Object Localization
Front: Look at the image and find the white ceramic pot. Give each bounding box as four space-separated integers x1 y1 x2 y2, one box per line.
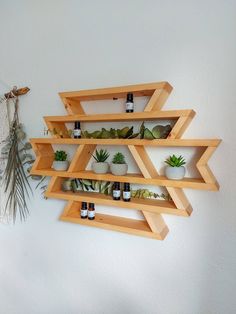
165 166 186 180
92 162 109 174
53 161 69 171
110 163 128 176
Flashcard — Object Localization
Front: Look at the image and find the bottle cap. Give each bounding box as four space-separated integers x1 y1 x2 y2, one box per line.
82 202 87 208
89 203 95 208
75 121 81 128
126 93 133 102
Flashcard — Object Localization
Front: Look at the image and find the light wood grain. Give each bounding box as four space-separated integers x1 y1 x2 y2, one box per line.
30 138 221 147
30 81 221 240
45 190 191 216
44 110 195 123
30 169 218 190
59 82 172 101
60 209 163 240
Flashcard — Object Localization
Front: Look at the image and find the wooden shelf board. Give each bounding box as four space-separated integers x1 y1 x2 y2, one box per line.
45 190 191 216
61 211 163 240
31 138 221 147
44 110 195 123
31 169 218 190
59 82 172 101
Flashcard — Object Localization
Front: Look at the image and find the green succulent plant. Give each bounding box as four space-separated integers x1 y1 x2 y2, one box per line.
165 154 186 167
140 122 172 139
92 149 110 162
112 152 126 164
54 150 67 161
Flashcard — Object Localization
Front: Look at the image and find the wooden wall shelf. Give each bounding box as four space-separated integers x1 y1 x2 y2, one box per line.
30 82 221 240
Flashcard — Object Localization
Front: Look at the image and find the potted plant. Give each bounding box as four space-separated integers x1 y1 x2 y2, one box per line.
110 152 128 176
92 149 110 174
164 154 186 180
52 150 69 171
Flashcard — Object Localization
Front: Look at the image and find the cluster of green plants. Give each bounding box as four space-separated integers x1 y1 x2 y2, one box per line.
82 126 138 139
62 177 172 201
44 123 172 140
92 149 126 164
54 150 67 161
165 154 186 167
131 189 172 201
71 179 112 195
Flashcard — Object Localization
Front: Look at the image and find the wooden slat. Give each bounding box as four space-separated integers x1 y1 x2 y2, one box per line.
30 138 221 147
61 97 85 115
44 110 195 123
144 87 172 112
30 169 218 190
45 190 190 217
68 144 96 172
60 210 163 240
58 82 171 101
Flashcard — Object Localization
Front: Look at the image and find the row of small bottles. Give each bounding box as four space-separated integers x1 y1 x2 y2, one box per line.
72 93 134 138
113 182 131 202
80 202 95 220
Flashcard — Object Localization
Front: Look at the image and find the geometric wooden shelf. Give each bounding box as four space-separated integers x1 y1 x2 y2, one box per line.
30 82 221 240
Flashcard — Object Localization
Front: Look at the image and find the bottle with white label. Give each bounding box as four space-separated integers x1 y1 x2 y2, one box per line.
113 182 121 200
125 93 134 113
123 183 131 202
88 203 95 220
73 121 81 138
80 202 88 219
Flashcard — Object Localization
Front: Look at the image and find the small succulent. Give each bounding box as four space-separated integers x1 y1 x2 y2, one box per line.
54 150 67 161
112 152 126 164
139 122 172 139
92 149 109 162
165 155 186 167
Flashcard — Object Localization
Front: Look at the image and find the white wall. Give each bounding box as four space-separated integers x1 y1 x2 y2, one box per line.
0 1 236 313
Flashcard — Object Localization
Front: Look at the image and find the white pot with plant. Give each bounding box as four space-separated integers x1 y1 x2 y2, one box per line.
110 152 128 176
164 154 186 180
52 150 69 171
92 149 110 174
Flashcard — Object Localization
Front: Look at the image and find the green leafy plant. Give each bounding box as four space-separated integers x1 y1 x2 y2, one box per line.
71 179 112 195
131 189 172 201
92 149 109 162
112 152 126 164
54 150 67 161
165 155 186 167
0 97 34 222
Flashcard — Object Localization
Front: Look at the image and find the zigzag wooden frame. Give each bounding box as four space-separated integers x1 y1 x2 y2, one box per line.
30 82 221 240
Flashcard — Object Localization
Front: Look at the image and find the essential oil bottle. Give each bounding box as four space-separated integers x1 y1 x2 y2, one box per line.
113 182 121 200
80 202 88 219
88 203 95 220
73 121 81 138
123 183 131 202
125 93 134 113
